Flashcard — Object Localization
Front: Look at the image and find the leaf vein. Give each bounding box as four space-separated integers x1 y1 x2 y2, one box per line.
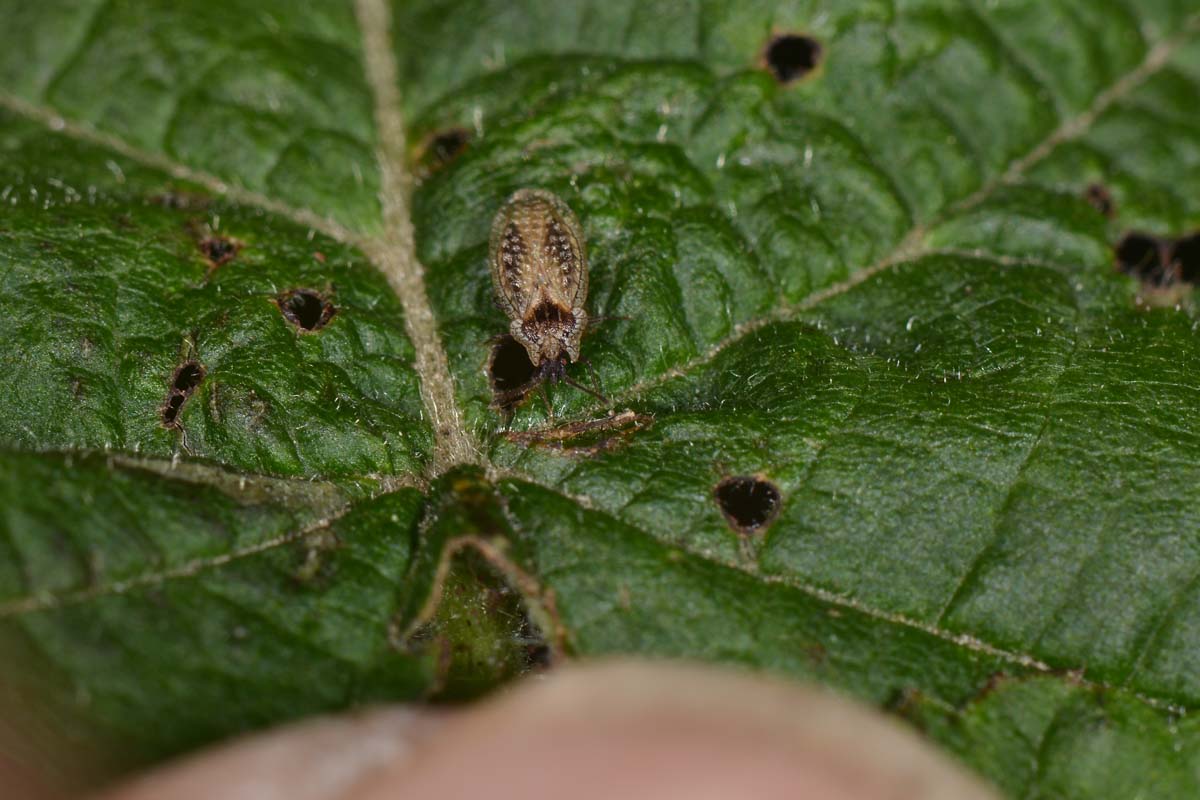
933 304 1084 626
563 19 1199 421
504 471 1193 715
0 507 352 619
0 91 359 245
354 0 481 474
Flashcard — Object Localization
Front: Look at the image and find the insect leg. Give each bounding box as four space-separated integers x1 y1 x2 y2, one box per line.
537 383 555 420
562 369 607 403
576 355 605 400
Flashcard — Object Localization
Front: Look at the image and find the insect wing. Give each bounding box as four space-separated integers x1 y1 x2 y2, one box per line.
488 189 587 320
538 194 587 310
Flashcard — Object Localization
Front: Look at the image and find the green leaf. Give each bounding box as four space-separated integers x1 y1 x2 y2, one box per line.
2 1 1200 796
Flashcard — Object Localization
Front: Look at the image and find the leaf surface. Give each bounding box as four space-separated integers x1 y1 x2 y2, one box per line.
1 2 1199 796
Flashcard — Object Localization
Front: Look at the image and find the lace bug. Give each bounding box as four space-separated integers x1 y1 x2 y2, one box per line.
488 188 603 408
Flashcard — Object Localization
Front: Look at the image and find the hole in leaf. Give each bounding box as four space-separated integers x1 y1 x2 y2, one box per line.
1169 233 1200 284
199 236 240 267
161 392 186 427
763 34 822 84
162 361 205 428
277 289 336 332
431 128 469 165
715 475 781 533
1116 232 1168 284
416 127 471 177
172 361 205 393
1084 183 1114 217
489 334 537 409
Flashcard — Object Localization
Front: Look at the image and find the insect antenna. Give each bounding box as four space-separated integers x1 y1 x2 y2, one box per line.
561 371 607 403
575 355 605 400
585 314 632 329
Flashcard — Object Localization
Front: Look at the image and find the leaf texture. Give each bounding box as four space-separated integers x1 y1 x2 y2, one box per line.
1 1 1199 796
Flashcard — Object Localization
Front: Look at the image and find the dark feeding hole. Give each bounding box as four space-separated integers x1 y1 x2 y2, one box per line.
764 34 823 84
416 128 471 177
199 236 240 267
489 334 537 401
161 393 186 427
172 361 205 393
1169 233 1200 284
278 289 336 332
285 292 325 329
431 128 470 165
1084 183 1115 217
1116 232 1168 284
161 360 206 428
715 475 781 533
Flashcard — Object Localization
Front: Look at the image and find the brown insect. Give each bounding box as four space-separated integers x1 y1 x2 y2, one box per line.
489 188 604 406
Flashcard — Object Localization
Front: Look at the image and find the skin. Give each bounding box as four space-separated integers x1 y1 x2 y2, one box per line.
80 661 1001 800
